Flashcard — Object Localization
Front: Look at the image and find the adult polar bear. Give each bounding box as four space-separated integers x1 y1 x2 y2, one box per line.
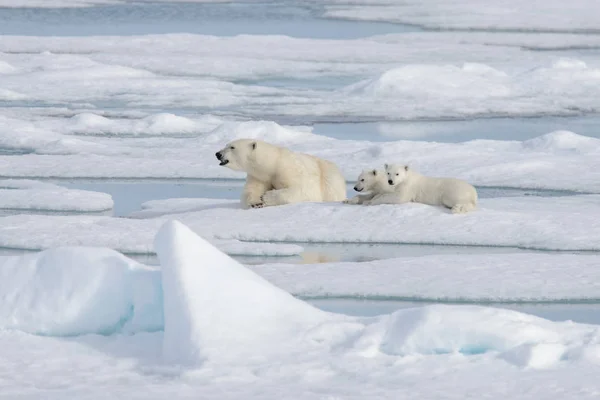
216 139 347 208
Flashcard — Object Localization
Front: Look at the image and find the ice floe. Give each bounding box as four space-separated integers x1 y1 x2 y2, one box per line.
0 179 113 212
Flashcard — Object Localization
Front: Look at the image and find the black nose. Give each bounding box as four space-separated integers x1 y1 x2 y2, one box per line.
353 186 359 191
388 180 393 185
215 152 222 160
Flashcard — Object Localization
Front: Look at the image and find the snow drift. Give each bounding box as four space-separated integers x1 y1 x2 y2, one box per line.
154 219 329 365
0 247 162 336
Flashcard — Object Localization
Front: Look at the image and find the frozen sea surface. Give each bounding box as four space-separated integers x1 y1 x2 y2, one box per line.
1 1 600 398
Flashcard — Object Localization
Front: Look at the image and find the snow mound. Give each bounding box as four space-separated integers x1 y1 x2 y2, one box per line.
0 61 17 74
346 63 510 99
376 304 599 368
380 305 562 356
202 120 324 146
522 130 600 153
67 112 224 136
0 247 162 336
500 343 569 369
338 60 600 119
0 179 113 212
552 58 588 70
154 219 328 366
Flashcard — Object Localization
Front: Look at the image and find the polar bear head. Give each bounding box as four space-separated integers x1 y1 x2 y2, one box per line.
353 169 384 192
385 163 410 186
215 139 259 172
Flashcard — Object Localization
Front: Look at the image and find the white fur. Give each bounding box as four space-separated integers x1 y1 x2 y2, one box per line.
366 164 478 214
216 139 347 209
344 168 391 205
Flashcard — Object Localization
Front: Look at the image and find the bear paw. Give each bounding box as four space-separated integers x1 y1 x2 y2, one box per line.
259 192 278 206
250 202 264 209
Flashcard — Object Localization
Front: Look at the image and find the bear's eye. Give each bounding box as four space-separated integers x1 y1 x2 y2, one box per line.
396 173 399 176
360 179 364 182
230 146 235 150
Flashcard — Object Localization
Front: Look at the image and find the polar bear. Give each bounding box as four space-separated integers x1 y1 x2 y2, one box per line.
366 163 478 213
343 168 391 205
215 138 347 208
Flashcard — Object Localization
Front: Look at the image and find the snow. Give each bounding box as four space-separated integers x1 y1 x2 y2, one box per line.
0 179 113 212
0 247 162 335
0 212 304 256
252 253 600 302
1 193 598 253
1 34 600 121
340 59 600 119
141 195 600 251
59 112 225 137
151 222 600 370
324 0 600 33
155 220 328 365
152 220 600 372
4 224 598 347
0 220 600 398
377 305 595 364
2 1 600 396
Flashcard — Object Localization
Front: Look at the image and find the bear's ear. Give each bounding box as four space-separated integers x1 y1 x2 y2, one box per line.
404 165 409 171
372 169 377 176
251 142 257 150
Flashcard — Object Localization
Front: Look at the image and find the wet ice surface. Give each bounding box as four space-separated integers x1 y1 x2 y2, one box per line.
312 115 600 142
0 1 417 38
310 299 600 325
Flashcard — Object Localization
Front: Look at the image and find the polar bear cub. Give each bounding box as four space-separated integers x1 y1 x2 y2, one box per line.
344 169 391 205
366 163 478 213
215 138 347 209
